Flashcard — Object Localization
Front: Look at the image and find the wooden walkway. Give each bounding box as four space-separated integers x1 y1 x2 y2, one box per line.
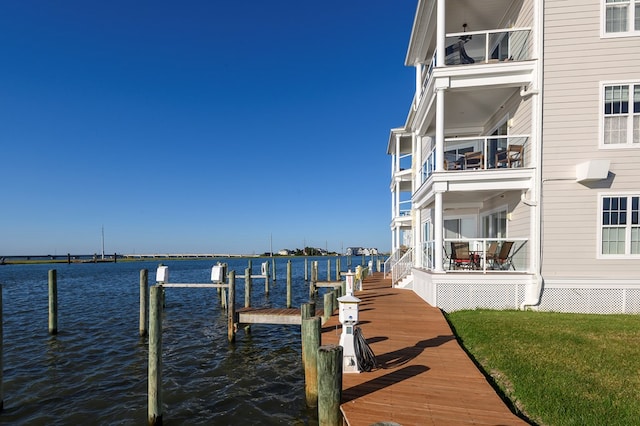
321 272 529 426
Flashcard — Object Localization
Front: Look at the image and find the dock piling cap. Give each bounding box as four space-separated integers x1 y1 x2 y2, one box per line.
337 294 361 303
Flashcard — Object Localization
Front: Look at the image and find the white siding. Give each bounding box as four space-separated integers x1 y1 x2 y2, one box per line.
542 0 640 278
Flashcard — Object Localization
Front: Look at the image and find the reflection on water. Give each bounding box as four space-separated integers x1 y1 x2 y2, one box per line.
0 257 371 425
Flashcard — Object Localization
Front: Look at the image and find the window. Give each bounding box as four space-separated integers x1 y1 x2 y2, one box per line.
603 83 640 146
482 209 507 239
604 0 640 35
601 195 640 256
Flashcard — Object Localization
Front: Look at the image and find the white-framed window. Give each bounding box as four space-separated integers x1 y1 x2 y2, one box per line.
599 194 640 256
602 83 640 146
482 207 508 239
603 0 640 36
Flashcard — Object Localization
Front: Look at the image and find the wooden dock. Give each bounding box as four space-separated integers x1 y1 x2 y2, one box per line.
321 272 529 426
237 307 307 325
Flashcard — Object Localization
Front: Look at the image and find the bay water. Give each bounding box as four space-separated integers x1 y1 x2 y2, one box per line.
0 256 367 425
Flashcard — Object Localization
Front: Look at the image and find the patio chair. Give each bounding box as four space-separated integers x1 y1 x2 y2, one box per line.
450 242 473 270
484 241 499 267
464 151 484 169
493 241 515 270
495 145 524 168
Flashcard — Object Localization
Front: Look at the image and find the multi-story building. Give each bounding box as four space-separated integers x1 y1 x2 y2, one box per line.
387 0 640 313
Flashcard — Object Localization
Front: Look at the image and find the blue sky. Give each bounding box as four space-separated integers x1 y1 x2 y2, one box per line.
1 1 415 256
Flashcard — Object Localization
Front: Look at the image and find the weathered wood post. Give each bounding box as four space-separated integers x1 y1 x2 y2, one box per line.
313 261 318 283
48 269 58 335
323 292 333 322
271 257 276 282
286 260 292 308
304 258 308 281
244 267 252 308
317 345 343 426
227 271 236 343
148 285 163 425
302 316 321 407
336 257 341 281
265 261 270 295
139 269 148 337
327 259 331 281
302 301 316 320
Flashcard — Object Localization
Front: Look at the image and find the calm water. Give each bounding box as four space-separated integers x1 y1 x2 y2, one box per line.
0 256 370 425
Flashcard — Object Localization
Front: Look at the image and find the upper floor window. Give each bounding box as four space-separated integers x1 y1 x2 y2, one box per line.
600 195 640 256
603 83 640 146
604 0 640 35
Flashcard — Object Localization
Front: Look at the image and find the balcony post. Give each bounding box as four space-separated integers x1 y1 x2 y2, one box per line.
434 192 443 272
414 208 422 268
435 87 445 172
436 0 445 67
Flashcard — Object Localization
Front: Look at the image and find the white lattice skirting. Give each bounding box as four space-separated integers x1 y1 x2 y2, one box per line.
411 269 640 314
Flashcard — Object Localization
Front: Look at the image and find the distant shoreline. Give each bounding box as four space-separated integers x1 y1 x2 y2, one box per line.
0 253 370 265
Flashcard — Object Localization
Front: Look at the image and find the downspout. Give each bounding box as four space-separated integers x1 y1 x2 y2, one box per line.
521 0 545 310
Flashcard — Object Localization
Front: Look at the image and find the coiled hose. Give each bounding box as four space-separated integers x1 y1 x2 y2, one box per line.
353 326 377 372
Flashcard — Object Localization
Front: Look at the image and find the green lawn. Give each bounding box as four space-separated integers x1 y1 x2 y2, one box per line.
445 310 640 426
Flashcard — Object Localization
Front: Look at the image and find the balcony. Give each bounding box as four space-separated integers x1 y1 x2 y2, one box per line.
445 28 532 66
418 28 532 103
421 135 527 183
421 238 529 273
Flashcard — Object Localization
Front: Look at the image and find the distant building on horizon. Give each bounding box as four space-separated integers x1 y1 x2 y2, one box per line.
346 247 379 256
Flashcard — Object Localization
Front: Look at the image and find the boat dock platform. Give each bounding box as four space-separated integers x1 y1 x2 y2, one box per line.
321 272 529 426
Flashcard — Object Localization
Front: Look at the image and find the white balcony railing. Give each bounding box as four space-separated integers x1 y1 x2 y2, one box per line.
416 28 532 107
421 238 529 272
445 28 531 66
421 135 528 182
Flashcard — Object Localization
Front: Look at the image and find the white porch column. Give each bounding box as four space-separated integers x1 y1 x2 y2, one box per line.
434 192 444 272
436 0 445 67
415 133 423 188
415 63 423 106
435 87 445 172
414 208 422 268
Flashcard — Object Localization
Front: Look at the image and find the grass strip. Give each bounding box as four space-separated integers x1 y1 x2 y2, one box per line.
445 310 640 426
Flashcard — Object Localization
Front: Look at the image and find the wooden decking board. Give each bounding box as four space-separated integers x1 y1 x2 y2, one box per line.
322 272 528 426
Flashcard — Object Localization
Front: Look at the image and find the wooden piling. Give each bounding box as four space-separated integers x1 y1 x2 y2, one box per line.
271 257 276 282
336 257 341 281
227 271 236 343
302 316 321 407
327 259 331 281
265 261 270 295
286 260 292 308
323 292 333 322
139 269 148 337
301 302 312 320
244 267 251 308
48 269 58 335
148 285 163 425
317 344 343 426
304 258 308 281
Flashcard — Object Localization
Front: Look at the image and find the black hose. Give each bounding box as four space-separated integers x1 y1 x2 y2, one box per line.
353 326 377 372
